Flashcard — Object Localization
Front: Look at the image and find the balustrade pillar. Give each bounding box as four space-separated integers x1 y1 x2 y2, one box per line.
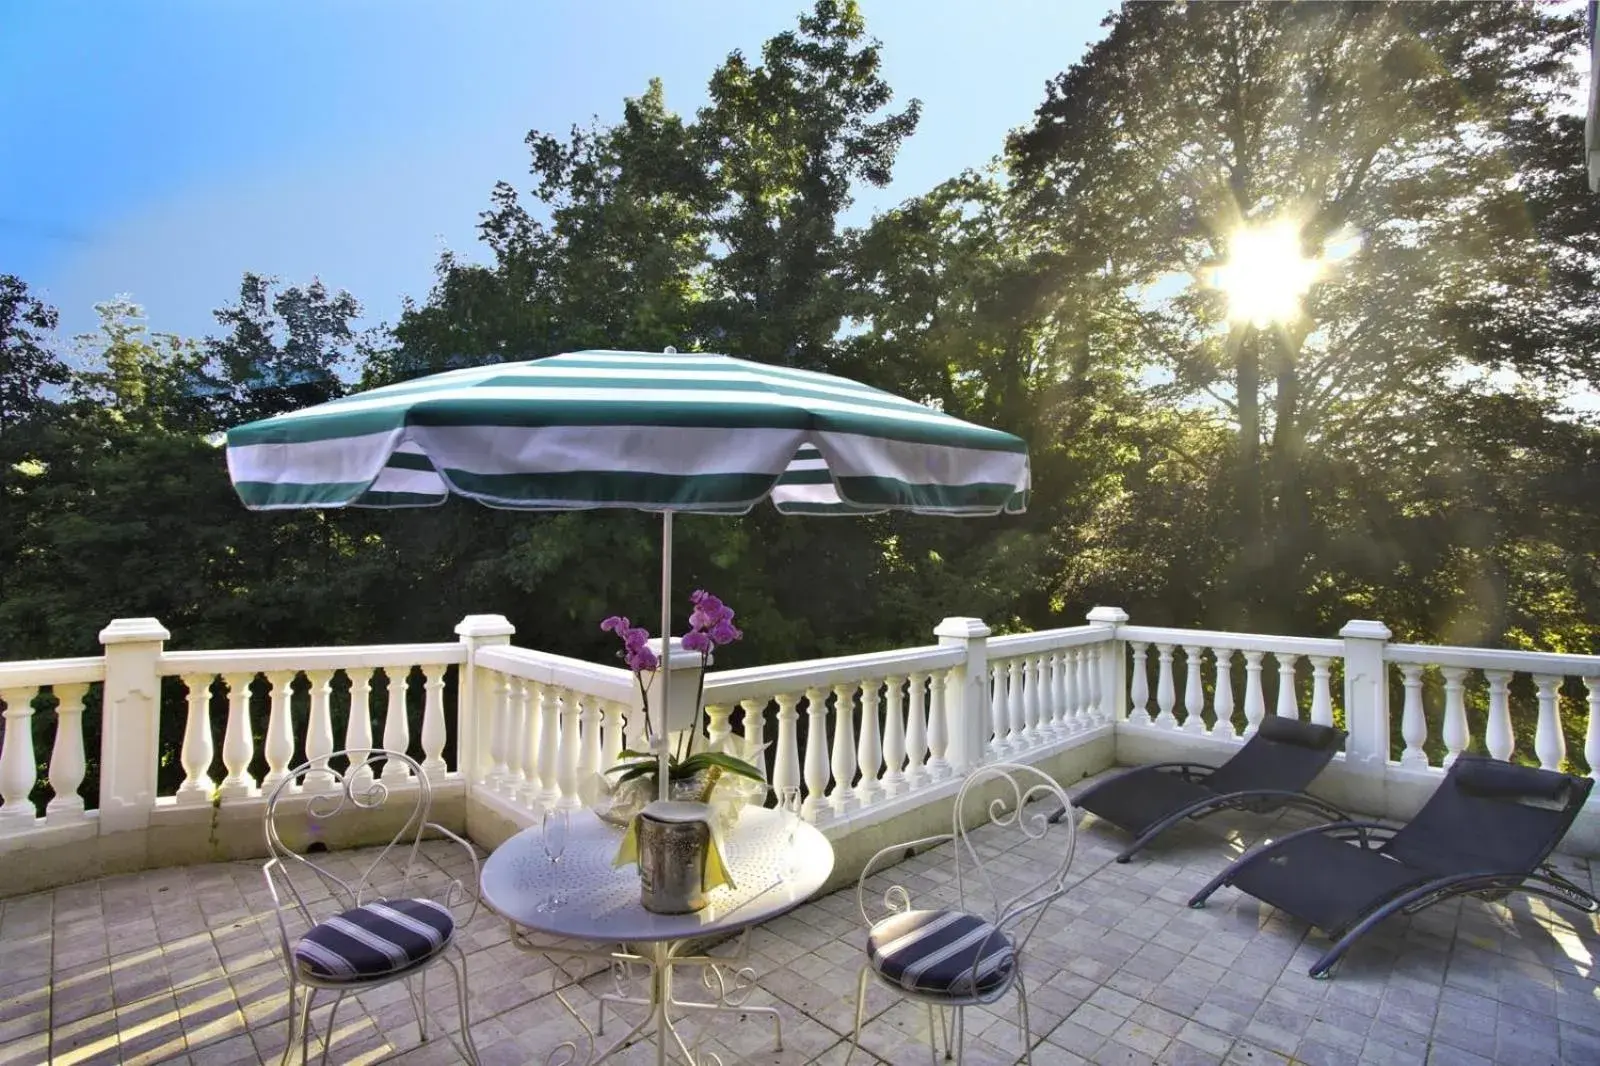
97 618 169 831
1338 620 1393 779
455 614 515 786
556 688 582 809
1023 656 1042 744
1129 643 1151 724
419 665 448 775
486 673 511 791
219 672 257 800
1398 664 1428 766
537 683 561 808
934 617 990 771
1213 650 1237 738
1061 649 1080 732
1308 657 1334 728
881 677 907 796
1274 654 1300 720
1181 646 1205 734
521 680 545 805
1154 645 1177 728
1050 650 1069 734
261 671 296 792
381 668 413 779
904 675 928 788
304 670 336 789
802 687 830 820
602 700 626 772
988 662 1009 755
577 692 603 804
927 671 952 780
176 674 216 804
1242 652 1266 735
1534 675 1566 772
829 683 858 815
1440 666 1468 764
345 669 376 788
854 682 883 805
1485 670 1514 762
0 688 37 825
1008 658 1027 749
1086 607 1129 722
46 684 90 819
772 693 802 798
1586 677 1600 782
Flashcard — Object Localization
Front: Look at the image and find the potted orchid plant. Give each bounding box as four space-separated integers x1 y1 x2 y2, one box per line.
600 590 766 806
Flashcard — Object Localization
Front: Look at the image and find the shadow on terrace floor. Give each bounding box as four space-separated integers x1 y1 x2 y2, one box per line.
1 771 1597 1065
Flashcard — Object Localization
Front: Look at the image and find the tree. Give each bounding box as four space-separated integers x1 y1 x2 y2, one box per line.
0 275 66 611
1006 0 1598 634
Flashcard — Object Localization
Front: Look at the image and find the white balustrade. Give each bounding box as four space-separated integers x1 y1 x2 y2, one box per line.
262 670 295 792
219 673 256 799
1213 650 1237 738
904 675 928 787
829 683 857 814
1274 654 1300 719
0 688 37 824
1534 675 1565 772
1129 642 1150 723
176 674 216 803
382 668 412 779
1309 657 1334 728
1398 664 1428 766
881 677 907 796
1440 666 1468 764
803 686 830 819
1154 644 1176 728
856 681 883 804
1181 646 1205 734
1242 652 1265 735
46 684 90 819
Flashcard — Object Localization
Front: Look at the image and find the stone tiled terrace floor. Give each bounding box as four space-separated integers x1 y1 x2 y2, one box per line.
3 773 1599 1065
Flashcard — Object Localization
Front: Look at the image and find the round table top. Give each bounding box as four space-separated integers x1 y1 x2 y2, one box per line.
479 806 835 943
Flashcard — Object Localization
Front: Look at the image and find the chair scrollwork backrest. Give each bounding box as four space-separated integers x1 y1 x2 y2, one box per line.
261 749 480 978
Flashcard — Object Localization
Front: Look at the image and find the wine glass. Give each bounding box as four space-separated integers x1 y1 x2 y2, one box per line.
777 786 803 882
536 806 569 913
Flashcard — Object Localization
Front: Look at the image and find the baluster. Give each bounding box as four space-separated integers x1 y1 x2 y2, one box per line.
1242 653 1265 735
1084 644 1102 723
344 669 377 788
304 670 336 789
500 678 525 798
830 684 858 815
1154 644 1177 728
1399 664 1427 766
522 680 546 805
602 699 626 772
1274 654 1300 719
772 693 802 798
219 673 256 799
381 668 413 779
176 674 216 803
556 688 582 809
46 683 90 818
261 670 296 792
926 670 951 780
1440 667 1468 765
1061 649 1080 732
1023 656 1042 744
881 677 907 796
904 675 928 788
0 688 36 825
1485 671 1513 761
1007 658 1027 748
989 662 1009 754
1534 675 1566 772
855 680 883 805
1047 649 1066 734
802 687 830 820
578 691 603 802
419 664 447 775
704 703 732 753
1129 643 1151 723
1181 646 1206 734
1586 677 1600 781
1213 650 1237 738
485 673 510 791
537 682 562 807
1309 657 1334 728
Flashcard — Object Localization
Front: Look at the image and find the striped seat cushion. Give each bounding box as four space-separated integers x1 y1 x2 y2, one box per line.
867 908 1015 998
293 898 454 980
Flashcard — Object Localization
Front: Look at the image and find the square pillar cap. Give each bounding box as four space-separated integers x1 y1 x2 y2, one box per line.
456 614 516 639
1339 620 1392 640
1086 606 1129 625
99 618 171 645
935 617 991 640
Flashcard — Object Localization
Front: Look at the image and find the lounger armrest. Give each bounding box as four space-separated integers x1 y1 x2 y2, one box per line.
856 833 955 928
1147 762 1218 782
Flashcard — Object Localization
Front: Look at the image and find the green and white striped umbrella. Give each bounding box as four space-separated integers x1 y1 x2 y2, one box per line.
226 349 1030 516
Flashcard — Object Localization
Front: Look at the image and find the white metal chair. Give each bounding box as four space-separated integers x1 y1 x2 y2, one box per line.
262 749 482 1065
848 762 1077 1065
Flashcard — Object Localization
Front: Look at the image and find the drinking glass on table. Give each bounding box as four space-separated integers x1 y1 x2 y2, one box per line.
535 806 569 913
777 786 803 881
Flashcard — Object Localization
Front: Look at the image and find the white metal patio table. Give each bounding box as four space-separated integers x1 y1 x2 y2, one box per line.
479 806 834 1065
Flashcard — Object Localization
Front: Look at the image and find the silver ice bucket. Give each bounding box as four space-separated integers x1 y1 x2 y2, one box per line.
636 800 712 914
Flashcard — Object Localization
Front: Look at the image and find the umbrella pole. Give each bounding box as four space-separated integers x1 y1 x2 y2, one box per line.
657 511 673 802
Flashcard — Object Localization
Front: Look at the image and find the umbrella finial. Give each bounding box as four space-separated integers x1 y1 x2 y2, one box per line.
664 346 677 355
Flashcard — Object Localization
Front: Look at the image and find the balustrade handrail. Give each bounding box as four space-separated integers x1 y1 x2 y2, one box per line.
161 642 465 675
0 657 104 689
987 625 1113 657
475 644 637 704
1385 642 1600 677
702 643 967 704
1117 625 1343 657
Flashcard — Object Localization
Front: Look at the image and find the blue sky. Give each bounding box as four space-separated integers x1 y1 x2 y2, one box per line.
0 1 1112 346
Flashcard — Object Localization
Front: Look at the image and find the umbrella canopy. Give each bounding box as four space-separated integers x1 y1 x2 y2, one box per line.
225 349 1029 516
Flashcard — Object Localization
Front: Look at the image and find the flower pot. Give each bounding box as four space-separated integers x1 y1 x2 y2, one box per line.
643 638 711 734
636 800 714 914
